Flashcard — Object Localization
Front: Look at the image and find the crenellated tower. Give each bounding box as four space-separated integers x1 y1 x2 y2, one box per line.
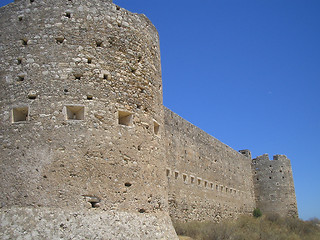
252 154 298 217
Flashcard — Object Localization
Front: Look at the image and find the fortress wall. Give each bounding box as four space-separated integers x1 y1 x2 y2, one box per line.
164 108 256 222
0 1 177 238
252 154 298 217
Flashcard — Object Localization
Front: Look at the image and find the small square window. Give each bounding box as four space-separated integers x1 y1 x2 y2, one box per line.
65 105 84 120
118 111 133 126
12 107 29 123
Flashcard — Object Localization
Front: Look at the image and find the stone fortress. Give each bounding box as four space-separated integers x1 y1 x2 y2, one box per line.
0 0 297 239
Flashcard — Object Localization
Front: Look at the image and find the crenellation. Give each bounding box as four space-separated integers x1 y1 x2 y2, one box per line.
252 154 298 217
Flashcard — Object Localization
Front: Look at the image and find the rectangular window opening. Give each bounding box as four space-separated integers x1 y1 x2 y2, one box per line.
174 171 179 179
153 120 160 135
118 111 133 126
204 181 208 188
166 169 170 177
190 176 195 184
183 174 187 183
65 105 84 120
12 107 29 123
197 178 201 186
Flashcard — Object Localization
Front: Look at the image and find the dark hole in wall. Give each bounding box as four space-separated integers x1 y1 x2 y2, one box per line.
64 89 69 93
89 202 100 208
124 182 132 187
87 58 92 64
74 74 82 80
116 5 120 10
84 195 101 208
18 16 23 21
87 95 93 100
28 94 36 100
56 37 65 44
18 75 25 81
17 58 22 64
65 12 71 18
96 40 103 47
30 0 34 3
138 209 145 213
21 39 28 45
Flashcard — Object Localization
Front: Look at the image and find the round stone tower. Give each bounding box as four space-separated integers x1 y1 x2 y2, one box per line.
252 154 298 218
0 0 177 238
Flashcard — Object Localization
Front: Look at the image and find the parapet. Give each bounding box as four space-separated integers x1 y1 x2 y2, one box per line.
253 154 290 164
239 149 252 159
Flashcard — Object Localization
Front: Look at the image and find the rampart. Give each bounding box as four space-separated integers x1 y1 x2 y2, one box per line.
164 108 256 222
0 0 298 239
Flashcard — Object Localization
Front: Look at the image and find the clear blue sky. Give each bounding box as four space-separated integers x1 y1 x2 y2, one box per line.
1 0 319 220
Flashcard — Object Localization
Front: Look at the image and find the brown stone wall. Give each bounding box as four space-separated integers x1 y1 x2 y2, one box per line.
0 1 177 239
252 154 298 217
164 108 256 222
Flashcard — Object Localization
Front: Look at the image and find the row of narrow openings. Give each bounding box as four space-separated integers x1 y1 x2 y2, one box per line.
20 38 104 47
166 169 240 195
11 107 161 134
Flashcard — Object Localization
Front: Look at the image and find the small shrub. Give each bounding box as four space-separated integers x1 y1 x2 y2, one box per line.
253 208 262 218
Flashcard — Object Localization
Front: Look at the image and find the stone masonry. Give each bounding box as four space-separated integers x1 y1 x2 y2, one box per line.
0 0 298 239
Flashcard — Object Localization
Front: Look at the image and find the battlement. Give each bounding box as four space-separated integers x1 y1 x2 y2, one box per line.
239 149 252 159
253 153 290 163
252 154 297 218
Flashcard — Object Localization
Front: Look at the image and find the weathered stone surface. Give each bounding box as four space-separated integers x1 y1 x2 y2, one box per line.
0 207 177 240
252 154 298 217
0 0 297 239
164 108 256 222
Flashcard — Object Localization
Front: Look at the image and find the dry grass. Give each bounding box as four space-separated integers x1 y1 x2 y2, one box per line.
174 215 320 240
